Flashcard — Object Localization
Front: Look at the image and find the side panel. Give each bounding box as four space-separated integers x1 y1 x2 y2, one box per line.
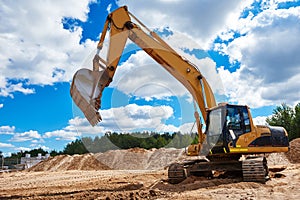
229 126 289 154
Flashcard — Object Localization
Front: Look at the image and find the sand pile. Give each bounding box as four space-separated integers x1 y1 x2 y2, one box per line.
95 147 185 170
285 138 300 163
266 153 290 166
27 148 184 172
28 153 111 172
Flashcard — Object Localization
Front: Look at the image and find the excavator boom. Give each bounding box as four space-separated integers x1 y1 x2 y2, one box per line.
71 6 216 127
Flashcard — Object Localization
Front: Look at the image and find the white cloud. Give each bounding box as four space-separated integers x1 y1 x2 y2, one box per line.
0 0 97 97
0 125 15 135
45 102 175 138
216 5 300 108
99 104 174 132
0 104 3 109
44 130 81 141
10 130 42 142
155 124 179 133
67 104 200 134
117 0 243 49
110 50 188 100
42 104 174 138
0 82 35 98
178 122 198 134
156 122 198 134
107 3 112 13
14 147 31 152
29 144 50 151
110 46 222 103
162 31 225 94
0 142 15 148
65 117 105 134
252 116 269 126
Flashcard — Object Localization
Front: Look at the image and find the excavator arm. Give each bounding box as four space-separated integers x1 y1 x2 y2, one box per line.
71 6 216 139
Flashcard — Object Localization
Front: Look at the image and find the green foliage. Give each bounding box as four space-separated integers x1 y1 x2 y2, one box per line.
62 139 88 155
9 147 48 159
293 103 300 139
4 148 50 165
49 150 60 156
67 131 197 154
266 103 300 141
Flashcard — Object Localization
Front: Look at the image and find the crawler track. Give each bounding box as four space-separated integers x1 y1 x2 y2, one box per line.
168 156 269 184
242 156 268 183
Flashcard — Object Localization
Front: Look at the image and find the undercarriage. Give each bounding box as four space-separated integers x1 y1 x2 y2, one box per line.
168 155 269 184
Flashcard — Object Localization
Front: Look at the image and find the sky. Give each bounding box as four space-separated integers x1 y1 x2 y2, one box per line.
0 0 300 156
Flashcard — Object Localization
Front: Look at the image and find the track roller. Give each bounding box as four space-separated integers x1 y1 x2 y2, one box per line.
168 163 186 184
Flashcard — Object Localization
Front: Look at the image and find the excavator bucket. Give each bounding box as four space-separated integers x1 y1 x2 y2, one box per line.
70 66 109 126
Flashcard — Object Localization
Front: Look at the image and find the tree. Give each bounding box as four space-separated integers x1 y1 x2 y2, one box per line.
63 139 88 155
0 151 3 169
50 150 60 156
292 103 300 139
266 103 300 140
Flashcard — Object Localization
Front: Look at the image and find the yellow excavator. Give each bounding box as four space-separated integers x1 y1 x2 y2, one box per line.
70 6 289 183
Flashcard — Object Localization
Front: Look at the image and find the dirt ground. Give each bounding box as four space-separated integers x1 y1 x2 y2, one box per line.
0 164 300 200
1 139 300 200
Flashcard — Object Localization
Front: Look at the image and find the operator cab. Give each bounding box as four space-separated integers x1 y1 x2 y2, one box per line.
205 104 251 154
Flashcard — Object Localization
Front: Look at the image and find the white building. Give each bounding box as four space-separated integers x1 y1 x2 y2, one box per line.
20 153 50 169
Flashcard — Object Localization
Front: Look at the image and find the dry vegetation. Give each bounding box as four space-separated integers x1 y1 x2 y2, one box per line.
1 139 300 199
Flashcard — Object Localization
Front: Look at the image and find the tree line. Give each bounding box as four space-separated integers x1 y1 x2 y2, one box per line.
3 132 197 162
63 131 198 155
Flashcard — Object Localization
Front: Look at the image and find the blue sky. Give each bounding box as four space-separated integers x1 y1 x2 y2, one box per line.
1 0 300 156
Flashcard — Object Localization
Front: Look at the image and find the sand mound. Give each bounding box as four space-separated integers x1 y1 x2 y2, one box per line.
28 153 111 172
27 141 299 172
285 138 300 163
266 153 290 166
27 148 184 172
95 148 185 170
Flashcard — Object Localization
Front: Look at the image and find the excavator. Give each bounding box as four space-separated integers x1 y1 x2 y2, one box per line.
70 6 289 183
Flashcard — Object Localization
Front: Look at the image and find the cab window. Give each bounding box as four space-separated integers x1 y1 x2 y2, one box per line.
226 106 251 135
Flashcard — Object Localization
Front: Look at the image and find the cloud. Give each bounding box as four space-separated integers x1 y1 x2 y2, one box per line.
0 125 15 135
47 103 197 139
110 45 222 103
0 142 15 148
162 31 225 95
0 82 35 98
43 130 81 141
29 144 50 151
67 103 199 135
216 4 300 107
99 104 174 132
0 104 3 109
117 0 244 49
22 103 176 141
14 147 31 152
110 50 188 100
0 0 97 97
252 116 268 126
10 130 42 142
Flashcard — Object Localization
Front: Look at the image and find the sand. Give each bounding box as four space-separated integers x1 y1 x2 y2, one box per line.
28 153 111 172
0 142 299 199
285 138 300 163
1 164 299 199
